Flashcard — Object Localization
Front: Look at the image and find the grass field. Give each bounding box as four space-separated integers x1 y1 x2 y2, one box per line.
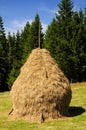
0 82 86 130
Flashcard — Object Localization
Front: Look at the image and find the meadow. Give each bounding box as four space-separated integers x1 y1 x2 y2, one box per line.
0 82 86 130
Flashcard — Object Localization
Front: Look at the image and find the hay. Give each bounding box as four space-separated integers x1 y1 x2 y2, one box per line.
10 48 72 122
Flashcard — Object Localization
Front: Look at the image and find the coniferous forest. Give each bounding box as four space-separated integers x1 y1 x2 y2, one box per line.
0 0 86 91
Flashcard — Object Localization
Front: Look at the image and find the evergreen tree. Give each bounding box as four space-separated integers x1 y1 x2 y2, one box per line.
55 1 86 82
7 32 13 72
55 0 74 80
30 13 44 49
44 18 58 59
57 0 73 38
45 0 74 81
0 16 8 91
7 32 16 67
21 21 31 63
7 31 22 89
70 10 86 81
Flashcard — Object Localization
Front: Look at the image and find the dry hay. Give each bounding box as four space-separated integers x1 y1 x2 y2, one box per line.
10 48 72 123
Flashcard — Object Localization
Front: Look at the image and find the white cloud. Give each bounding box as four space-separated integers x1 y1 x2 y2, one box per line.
42 23 48 33
5 19 32 35
39 6 57 15
12 20 26 29
5 27 17 35
73 5 79 12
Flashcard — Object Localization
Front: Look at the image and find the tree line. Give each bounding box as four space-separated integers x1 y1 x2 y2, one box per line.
44 0 86 82
0 0 86 91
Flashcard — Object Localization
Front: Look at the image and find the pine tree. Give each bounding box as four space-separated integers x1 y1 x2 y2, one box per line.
7 32 13 72
30 13 44 49
21 21 31 63
7 32 16 66
45 0 73 80
71 10 86 81
56 0 73 39
55 0 86 82
0 16 8 91
44 18 58 59
7 31 22 89
15 30 22 61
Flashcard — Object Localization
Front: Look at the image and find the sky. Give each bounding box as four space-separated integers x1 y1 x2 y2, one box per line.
0 0 86 34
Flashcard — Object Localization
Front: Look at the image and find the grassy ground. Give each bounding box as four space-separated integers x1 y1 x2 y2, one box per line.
0 82 86 130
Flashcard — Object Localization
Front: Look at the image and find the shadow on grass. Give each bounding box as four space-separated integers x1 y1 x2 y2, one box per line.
68 106 85 117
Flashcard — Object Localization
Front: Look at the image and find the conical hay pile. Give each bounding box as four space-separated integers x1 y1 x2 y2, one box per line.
10 48 72 122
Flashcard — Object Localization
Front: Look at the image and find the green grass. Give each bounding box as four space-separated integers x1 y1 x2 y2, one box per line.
0 82 86 130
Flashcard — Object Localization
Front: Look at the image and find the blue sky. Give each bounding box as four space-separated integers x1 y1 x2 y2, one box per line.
0 0 86 34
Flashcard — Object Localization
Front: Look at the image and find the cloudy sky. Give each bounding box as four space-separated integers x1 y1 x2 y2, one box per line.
0 0 86 34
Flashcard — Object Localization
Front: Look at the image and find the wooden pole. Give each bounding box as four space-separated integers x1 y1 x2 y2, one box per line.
38 21 40 48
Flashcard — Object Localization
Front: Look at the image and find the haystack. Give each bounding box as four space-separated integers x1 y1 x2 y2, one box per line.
10 48 72 122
